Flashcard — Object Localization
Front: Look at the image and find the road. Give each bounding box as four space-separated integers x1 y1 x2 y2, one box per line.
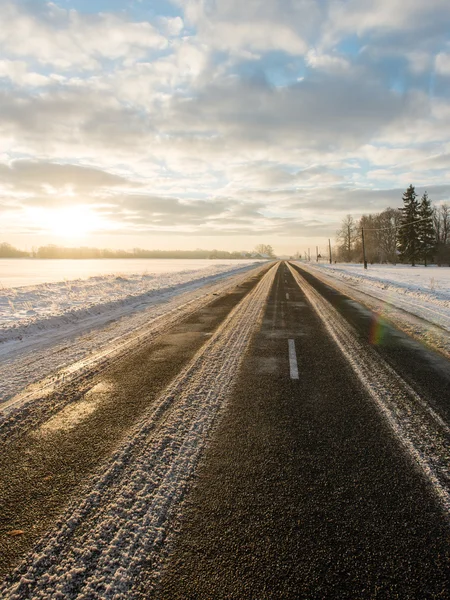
1 261 449 599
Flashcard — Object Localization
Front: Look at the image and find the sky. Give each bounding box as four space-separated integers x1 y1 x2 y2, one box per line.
1 0 450 256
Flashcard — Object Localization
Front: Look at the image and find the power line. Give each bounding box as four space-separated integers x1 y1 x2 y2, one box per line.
361 215 432 233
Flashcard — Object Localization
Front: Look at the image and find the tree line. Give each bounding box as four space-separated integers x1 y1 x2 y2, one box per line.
0 243 275 260
336 185 450 266
0 243 29 258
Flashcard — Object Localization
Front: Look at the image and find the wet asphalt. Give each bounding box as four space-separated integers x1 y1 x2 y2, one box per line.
155 262 450 599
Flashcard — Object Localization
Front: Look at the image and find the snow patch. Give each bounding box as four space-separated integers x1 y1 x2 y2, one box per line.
297 262 450 342
0 263 262 344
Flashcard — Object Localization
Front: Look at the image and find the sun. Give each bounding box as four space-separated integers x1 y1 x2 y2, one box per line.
44 206 105 239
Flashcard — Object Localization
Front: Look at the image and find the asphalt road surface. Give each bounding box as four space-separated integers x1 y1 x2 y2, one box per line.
1 261 449 599
155 262 450 599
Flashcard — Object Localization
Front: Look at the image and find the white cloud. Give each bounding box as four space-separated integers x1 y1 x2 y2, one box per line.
323 0 450 46
0 2 168 70
435 52 450 76
0 160 134 192
1 0 450 251
158 16 184 37
178 0 318 56
358 144 437 168
306 50 351 75
406 50 434 75
0 60 51 86
204 21 307 55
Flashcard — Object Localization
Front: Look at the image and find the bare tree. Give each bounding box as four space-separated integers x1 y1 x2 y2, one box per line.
376 207 401 263
356 214 378 263
336 215 358 262
438 204 449 245
254 244 275 258
433 207 442 244
434 203 450 265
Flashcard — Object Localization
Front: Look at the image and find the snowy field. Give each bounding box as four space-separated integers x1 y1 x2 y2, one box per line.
0 260 267 407
297 261 450 357
306 262 450 299
0 260 262 342
0 258 258 288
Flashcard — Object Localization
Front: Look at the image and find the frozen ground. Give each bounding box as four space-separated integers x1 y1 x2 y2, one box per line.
296 262 450 357
0 262 262 342
0 261 265 407
305 263 450 299
0 258 257 288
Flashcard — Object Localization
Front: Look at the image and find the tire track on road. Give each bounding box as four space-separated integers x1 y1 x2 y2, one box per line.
1 263 278 600
288 262 450 516
0 263 272 443
297 262 450 358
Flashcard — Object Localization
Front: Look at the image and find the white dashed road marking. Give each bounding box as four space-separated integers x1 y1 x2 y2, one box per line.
288 339 299 380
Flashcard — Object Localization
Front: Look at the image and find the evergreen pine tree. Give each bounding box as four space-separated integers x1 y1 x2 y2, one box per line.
397 184 420 266
418 191 435 266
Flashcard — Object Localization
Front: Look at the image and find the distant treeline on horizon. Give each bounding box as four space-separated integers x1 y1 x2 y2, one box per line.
0 243 259 260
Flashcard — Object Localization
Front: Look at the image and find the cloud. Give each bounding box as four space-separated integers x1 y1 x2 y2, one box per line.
111 193 269 233
0 60 414 176
1 0 450 250
436 52 450 76
0 1 168 70
229 163 343 190
162 75 408 153
0 60 53 87
306 50 352 75
322 0 450 46
0 83 157 160
158 16 184 37
178 0 319 56
0 160 133 192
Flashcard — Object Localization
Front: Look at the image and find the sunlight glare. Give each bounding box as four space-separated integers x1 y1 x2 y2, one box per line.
41 206 106 238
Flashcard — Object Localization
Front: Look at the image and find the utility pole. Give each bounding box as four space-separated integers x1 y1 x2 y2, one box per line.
316 246 318 262
361 227 367 270
328 239 332 264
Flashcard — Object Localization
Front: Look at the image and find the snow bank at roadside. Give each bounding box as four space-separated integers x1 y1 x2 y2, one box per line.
298 262 450 331
0 262 262 343
310 263 450 303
